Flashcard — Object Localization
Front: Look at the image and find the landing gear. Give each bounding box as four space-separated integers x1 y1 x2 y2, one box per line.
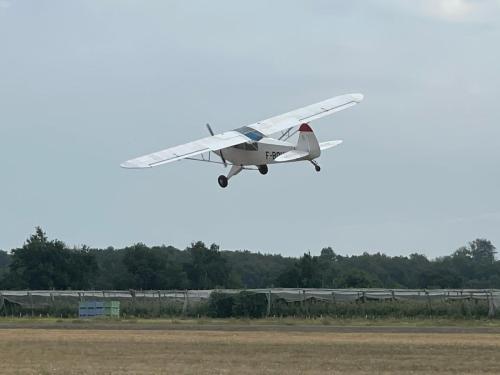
217 165 243 188
218 175 228 188
311 160 321 172
258 165 268 175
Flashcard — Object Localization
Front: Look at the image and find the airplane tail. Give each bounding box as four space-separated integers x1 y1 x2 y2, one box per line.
274 123 322 162
296 123 320 159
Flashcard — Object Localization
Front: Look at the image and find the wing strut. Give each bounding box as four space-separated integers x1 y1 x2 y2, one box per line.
278 127 300 141
206 123 228 168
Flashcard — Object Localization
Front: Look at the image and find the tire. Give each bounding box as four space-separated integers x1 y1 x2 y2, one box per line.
258 165 268 175
315 165 321 172
218 175 228 188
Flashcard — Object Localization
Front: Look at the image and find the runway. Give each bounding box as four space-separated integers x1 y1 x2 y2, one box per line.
2 320 500 334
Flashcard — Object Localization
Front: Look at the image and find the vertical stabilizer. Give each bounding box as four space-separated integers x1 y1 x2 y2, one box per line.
296 124 320 159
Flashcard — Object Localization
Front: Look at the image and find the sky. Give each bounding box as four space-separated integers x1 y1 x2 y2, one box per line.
0 0 499 258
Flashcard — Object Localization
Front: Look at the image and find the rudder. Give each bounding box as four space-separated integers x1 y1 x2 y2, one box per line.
296 123 320 159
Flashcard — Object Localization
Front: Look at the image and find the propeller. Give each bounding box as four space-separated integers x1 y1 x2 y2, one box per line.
206 123 227 167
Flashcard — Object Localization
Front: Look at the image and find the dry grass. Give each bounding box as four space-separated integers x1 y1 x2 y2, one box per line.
1 329 500 374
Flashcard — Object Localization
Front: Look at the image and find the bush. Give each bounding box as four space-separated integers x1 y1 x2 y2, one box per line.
233 291 268 318
207 292 235 318
267 296 494 319
206 291 268 318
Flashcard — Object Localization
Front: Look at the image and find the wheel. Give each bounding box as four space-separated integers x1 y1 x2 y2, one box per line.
258 165 268 175
315 165 321 172
218 175 228 188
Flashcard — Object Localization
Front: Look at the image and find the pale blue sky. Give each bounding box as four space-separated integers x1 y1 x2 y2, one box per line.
1 0 499 257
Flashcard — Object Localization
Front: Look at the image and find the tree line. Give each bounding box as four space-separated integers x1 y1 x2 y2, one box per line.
0 227 498 290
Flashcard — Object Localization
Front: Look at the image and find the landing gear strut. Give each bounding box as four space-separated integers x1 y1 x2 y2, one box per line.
258 165 268 175
311 160 321 172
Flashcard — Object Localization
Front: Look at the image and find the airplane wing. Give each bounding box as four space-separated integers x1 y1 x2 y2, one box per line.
120 131 249 169
247 93 363 137
121 93 362 169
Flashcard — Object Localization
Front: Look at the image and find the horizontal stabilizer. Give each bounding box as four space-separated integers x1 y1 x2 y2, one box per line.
274 150 309 162
319 140 343 151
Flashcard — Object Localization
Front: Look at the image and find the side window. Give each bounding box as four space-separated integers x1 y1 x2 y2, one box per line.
234 143 258 151
247 143 258 151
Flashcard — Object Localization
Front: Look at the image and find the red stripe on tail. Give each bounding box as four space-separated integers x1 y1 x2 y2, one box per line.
299 123 313 132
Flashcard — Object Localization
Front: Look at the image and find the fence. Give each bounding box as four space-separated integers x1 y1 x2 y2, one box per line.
1 289 499 318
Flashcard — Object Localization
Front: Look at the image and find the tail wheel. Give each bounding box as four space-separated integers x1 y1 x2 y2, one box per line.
258 165 268 175
315 165 321 172
218 175 228 188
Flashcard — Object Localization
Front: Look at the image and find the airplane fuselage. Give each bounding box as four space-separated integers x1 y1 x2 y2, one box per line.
217 138 295 166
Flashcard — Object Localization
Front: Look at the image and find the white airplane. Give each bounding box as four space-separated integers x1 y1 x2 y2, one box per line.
121 93 363 188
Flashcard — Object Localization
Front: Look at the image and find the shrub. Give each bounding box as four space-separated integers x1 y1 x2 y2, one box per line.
233 291 267 318
207 292 235 318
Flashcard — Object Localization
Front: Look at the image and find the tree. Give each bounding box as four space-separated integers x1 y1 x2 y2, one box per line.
185 242 230 289
5 227 97 289
2 230 500 290
122 244 188 290
418 266 462 289
222 250 294 288
90 246 131 290
0 250 11 267
276 253 322 288
469 239 496 264
335 269 382 288
319 247 337 262
0 250 10 286
317 247 339 287
276 264 301 287
297 252 322 288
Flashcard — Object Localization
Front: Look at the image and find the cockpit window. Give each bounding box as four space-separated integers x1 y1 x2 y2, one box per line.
234 126 265 142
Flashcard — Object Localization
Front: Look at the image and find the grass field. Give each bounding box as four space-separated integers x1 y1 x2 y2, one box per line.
1 326 500 374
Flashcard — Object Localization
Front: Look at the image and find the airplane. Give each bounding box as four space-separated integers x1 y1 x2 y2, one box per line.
121 93 363 188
